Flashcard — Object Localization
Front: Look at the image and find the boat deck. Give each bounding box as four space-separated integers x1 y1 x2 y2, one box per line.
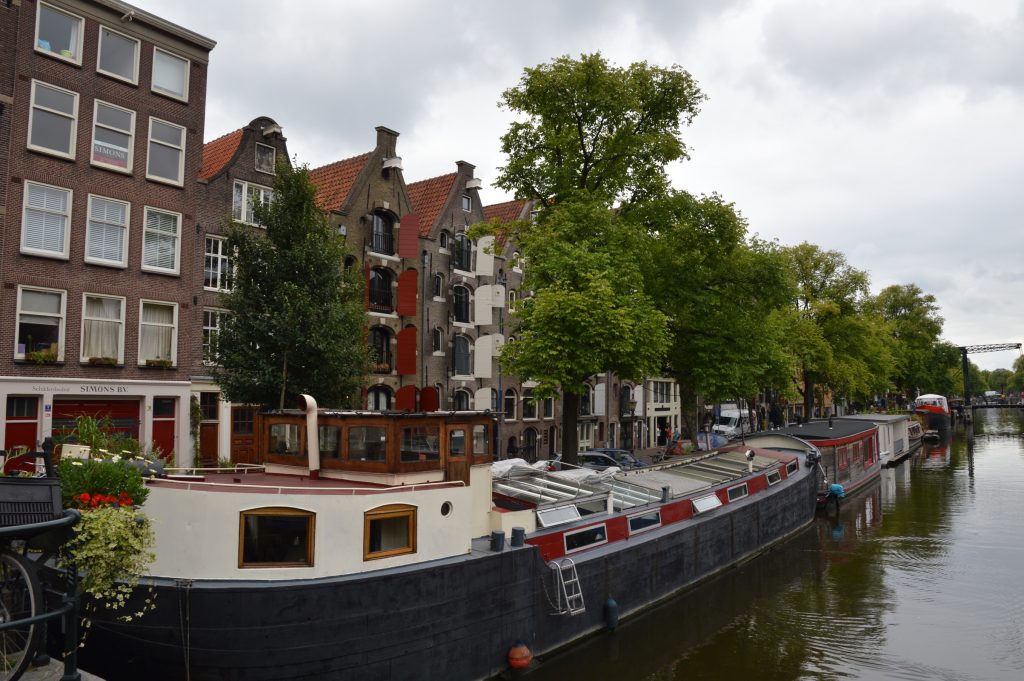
148 469 462 495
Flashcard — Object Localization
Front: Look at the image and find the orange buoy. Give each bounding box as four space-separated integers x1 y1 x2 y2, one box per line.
508 640 533 669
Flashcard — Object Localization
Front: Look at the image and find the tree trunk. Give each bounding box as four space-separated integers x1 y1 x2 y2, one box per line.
279 352 288 410
561 391 580 466
675 380 698 441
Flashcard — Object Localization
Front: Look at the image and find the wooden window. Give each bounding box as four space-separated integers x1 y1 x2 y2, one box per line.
268 423 302 457
142 207 181 274
97 26 139 83
232 180 273 225
80 293 124 363
204 236 232 291
364 504 416 560
199 392 218 421
319 425 341 460
348 426 386 462
91 101 135 173
239 507 314 568
22 181 71 258
16 286 65 361
400 426 440 462
837 445 850 470
146 117 186 186
152 47 189 101
255 143 276 174
523 389 537 420
449 429 466 458
85 195 129 266
473 424 489 458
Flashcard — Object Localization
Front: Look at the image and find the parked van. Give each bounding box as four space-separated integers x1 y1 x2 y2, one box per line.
712 406 752 440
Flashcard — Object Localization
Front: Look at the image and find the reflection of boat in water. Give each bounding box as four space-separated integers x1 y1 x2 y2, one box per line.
745 420 882 509
922 429 940 442
913 394 951 434
921 440 951 468
81 399 820 681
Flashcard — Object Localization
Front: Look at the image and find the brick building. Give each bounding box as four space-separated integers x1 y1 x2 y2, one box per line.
0 0 213 463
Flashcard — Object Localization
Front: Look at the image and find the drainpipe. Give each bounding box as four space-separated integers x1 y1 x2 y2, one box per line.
299 394 319 479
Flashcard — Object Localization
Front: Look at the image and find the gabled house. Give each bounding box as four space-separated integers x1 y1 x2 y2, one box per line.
309 127 420 411
193 116 290 463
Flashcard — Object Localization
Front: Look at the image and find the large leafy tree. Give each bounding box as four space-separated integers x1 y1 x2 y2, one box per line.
638 191 796 437
493 54 704 462
783 243 892 417
496 52 705 209
214 161 368 409
868 284 946 401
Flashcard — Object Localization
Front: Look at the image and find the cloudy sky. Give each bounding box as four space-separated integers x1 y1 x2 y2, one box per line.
146 0 1024 370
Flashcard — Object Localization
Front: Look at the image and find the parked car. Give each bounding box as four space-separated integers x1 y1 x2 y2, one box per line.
581 448 646 471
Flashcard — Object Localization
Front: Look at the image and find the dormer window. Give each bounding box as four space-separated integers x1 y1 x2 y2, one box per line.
371 213 394 256
439 231 450 251
461 194 472 212
255 143 276 174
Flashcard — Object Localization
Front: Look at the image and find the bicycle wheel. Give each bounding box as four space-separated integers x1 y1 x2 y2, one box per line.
0 550 41 681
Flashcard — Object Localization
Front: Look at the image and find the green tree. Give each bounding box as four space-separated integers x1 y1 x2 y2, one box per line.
496 52 705 209
638 191 796 437
784 243 892 417
214 161 368 409
1009 356 1024 394
493 54 703 462
495 200 668 463
869 284 945 402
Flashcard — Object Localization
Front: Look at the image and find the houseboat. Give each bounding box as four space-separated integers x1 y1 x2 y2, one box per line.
913 394 951 434
907 420 924 449
79 396 819 681
745 419 881 504
837 413 912 467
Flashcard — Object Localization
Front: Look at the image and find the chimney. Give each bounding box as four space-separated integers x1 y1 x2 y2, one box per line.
375 126 399 157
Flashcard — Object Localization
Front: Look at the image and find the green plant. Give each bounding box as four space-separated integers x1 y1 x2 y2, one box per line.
57 457 149 509
190 395 203 467
27 348 58 364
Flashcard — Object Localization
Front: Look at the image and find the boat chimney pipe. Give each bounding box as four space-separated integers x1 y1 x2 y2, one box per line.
661 485 671 503
746 449 755 474
299 394 320 479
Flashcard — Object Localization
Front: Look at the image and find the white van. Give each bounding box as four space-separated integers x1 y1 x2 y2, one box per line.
712 408 751 440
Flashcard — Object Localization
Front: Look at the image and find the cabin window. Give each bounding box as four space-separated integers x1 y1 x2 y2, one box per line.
472 424 488 457
693 494 722 514
628 510 661 535
449 429 466 458
786 460 798 476
268 423 301 457
766 470 782 486
852 442 863 467
319 425 340 460
348 426 386 462
364 504 416 560
837 445 850 471
400 426 440 462
239 507 314 568
564 524 608 554
537 505 581 528
727 483 748 502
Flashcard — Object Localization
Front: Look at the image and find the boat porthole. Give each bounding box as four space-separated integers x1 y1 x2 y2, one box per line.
441 501 453 517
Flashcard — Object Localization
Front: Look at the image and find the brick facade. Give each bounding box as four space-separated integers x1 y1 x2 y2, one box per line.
0 0 213 463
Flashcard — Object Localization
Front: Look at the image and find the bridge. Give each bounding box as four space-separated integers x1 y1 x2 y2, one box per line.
960 343 1022 405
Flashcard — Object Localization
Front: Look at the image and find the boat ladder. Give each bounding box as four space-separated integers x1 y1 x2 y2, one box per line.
549 558 586 616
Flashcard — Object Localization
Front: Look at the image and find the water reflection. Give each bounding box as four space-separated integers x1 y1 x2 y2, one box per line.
521 409 1024 680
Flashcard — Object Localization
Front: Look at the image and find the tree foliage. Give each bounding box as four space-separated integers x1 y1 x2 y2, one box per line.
868 284 947 400
493 53 704 461
638 191 795 436
783 243 892 415
214 161 368 409
497 52 705 209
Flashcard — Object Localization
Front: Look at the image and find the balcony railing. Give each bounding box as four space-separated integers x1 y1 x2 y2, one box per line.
371 231 394 256
371 348 392 374
368 286 393 313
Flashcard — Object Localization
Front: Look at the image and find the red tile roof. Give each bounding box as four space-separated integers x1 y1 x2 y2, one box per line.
483 199 528 224
199 129 244 181
308 153 373 211
406 173 457 236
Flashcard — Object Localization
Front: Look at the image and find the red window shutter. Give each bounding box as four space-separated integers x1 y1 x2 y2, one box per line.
397 269 418 317
395 385 418 412
399 213 421 260
396 326 417 375
421 387 439 412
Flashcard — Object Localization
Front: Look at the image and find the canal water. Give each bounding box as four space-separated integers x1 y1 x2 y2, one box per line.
522 408 1024 680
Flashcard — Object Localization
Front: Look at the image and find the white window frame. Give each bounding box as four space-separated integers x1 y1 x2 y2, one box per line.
232 180 273 226
80 293 125 364
15 286 66 361
202 308 226 365
142 206 182 275
96 25 140 84
151 47 189 102
255 143 276 174
563 523 608 555
204 236 232 291
28 80 78 160
138 299 178 366
84 194 129 268
21 180 71 260
35 1 84 65
766 470 782 486
727 483 749 502
627 510 662 535
146 117 186 186
461 194 471 212
91 100 135 174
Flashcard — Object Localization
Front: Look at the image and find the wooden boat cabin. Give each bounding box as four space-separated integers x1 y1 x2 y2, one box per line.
837 413 911 467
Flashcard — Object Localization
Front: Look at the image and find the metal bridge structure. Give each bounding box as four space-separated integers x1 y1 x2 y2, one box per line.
959 343 1022 401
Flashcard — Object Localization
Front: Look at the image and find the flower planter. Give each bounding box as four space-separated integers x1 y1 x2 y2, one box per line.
144 359 174 368
88 357 118 366
0 476 63 527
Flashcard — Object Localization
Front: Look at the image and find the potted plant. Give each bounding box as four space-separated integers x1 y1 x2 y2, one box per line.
27 347 59 364
87 356 118 366
144 358 173 368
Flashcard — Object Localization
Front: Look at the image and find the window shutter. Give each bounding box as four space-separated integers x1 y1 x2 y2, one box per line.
474 334 493 378
396 269 418 317
396 326 417 376
474 285 493 326
398 213 420 259
395 385 417 412
420 387 439 412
